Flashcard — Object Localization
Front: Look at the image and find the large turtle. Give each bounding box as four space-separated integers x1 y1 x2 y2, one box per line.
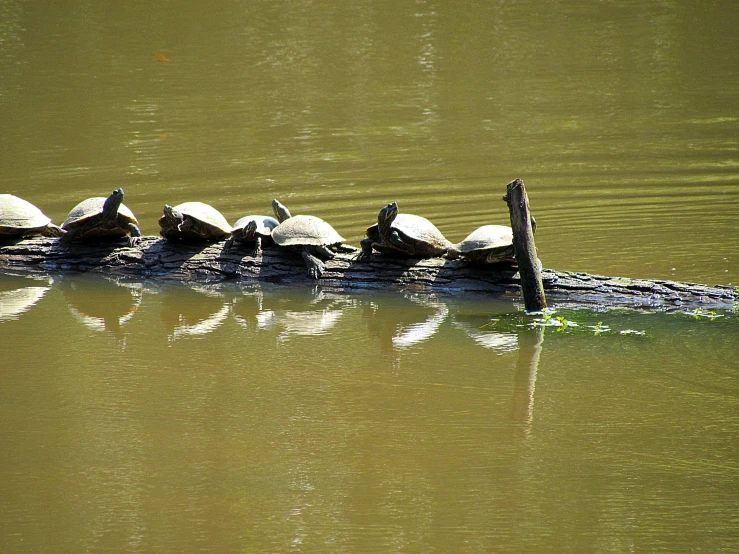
224 214 279 255
360 201 459 260
158 202 231 242
271 199 352 279
455 225 516 265
0 194 64 242
61 188 141 246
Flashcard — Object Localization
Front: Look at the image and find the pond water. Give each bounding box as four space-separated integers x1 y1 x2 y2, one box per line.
1 1 738 552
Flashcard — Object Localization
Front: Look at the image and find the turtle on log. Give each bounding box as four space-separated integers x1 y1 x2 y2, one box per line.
0 194 64 243
455 225 516 265
271 199 355 279
224 215 279 255
61 188 141 246
359 202 459 260
158 202 231 242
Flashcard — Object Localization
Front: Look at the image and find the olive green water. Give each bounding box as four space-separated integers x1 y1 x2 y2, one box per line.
1 1 738 552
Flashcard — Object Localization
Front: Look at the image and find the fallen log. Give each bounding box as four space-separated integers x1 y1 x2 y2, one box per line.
0 236 736 310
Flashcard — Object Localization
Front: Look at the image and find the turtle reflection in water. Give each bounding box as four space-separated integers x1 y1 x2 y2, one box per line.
271 199 355 279
0 277 51 322
364 295 449 352
360 201 459 260
61 188 141 246
160 286 229 340
233 289 348 340
62 278 142 335
0 194 64 242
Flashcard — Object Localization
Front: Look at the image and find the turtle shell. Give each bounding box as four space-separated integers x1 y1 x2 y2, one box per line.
391 213 451 248
61 189 140 243
0 195 55 237
232 215 279 237
458 225 513 253
63 197 138 229
172 202 231 235
272 215 344 247
158 202 232 242
366 213 453 257
457 225 515 264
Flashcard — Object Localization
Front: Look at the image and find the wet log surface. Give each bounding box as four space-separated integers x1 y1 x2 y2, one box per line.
1 236 736 310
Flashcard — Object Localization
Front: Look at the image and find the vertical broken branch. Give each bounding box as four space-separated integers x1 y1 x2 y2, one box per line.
503 178 547 312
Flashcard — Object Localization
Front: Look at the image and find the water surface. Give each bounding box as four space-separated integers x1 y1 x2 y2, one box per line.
1 1 738 552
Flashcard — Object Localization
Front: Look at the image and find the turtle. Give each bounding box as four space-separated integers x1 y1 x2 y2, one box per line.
61 188 141 246
271 199 353 279
455 224 516 265
0 194 64 242
224 214 279 255
158 202 231 242
359 201 460 260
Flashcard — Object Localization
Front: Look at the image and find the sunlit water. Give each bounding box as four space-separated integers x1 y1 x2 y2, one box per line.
1 0 738 552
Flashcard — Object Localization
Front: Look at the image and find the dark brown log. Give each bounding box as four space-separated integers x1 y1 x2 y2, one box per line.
503 178 547 312
0 236 736 310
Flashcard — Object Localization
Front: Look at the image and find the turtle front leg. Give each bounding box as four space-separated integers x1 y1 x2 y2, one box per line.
250 236 262 257
127 222 142 247
57 227 79 248
358 238 374 261
388 230 415 256
302 247 325 279
314 244 335 259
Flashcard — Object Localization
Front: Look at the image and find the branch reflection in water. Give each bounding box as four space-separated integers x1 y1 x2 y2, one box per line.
511 327 544 433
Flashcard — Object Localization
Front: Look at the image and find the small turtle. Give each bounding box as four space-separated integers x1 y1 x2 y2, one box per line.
0 194 64 242
360 201 459 260
158 202 231 242
455 225 516 265
271 199 353 279
61 188 141 246
224 215 279 255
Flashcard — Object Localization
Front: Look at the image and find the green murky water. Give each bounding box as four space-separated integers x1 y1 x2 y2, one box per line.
1 1 738 552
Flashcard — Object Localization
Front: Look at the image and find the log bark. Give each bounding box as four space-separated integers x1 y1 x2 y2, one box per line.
503 178 547 312
0 236 736 310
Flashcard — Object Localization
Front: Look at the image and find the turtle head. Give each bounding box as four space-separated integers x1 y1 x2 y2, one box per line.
272 199 292 223
243 219 258 240
378 201 399 238
102 188 125 220
162 204 185 230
